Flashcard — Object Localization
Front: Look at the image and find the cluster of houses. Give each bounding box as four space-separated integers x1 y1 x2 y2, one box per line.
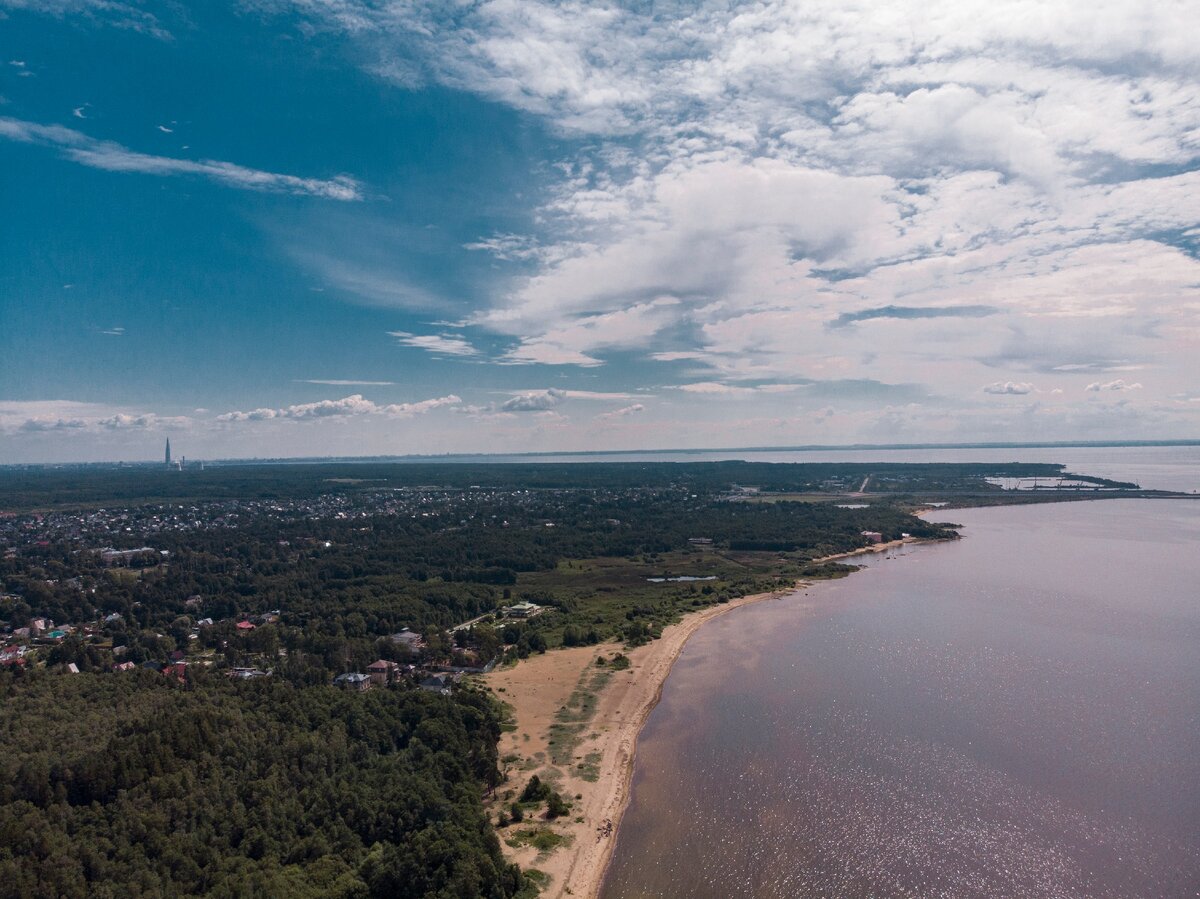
0 644 29 667
3 592 526 694
334 663 459 695
330 624 502 695
1 617 82 667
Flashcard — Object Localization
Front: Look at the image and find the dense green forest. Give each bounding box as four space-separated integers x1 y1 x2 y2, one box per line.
0 670 520 898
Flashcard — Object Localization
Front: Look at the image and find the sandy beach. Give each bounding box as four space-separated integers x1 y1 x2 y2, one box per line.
484 536 920 899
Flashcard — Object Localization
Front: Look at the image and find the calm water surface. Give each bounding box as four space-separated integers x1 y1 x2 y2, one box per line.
602 499 1200 898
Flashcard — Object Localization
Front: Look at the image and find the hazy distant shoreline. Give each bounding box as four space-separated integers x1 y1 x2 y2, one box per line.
5 438 1199 469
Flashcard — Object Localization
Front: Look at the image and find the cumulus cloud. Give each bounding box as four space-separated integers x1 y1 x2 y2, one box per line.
216 394 461 422
97 413 187 430
497 298 682 366
0 116 362 199
3 401 191 434
597 403 645 420
19 417 89 432
1086 379 1143 392
983 381 1036 395
499 388 566 413
268 0 1200 430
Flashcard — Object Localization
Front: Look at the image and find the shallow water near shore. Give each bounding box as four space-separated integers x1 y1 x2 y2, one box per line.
601 499 1200 898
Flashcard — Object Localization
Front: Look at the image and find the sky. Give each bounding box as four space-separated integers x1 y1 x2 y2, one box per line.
1 0 1198 463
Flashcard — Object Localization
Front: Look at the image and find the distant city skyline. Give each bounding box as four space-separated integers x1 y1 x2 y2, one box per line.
3 2 1199 463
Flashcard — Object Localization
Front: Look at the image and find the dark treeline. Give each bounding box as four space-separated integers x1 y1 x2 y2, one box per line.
0 459 1118 509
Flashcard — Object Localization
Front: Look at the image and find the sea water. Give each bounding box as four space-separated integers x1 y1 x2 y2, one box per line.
602 498 1200 898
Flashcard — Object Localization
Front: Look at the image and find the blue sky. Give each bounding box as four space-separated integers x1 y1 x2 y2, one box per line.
2 1 1199 462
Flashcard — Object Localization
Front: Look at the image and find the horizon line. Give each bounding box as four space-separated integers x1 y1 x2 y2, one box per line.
4 438 1199 468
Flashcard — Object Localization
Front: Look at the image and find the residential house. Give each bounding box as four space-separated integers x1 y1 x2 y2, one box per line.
389 628 424 652
366 659 400 686
333 672 372 692
505 601 542 619
418 673 456 695
229 667 268 680
162 662 187 682
0 645 28 666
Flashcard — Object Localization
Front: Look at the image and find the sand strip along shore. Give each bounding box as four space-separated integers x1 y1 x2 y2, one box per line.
484 536 920 899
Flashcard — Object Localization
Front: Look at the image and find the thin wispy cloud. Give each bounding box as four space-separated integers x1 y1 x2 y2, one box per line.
0 0 172 39
297 379 396 386
388 331 480 357
597 403 645 420
0 116 363 199
830 306 998 329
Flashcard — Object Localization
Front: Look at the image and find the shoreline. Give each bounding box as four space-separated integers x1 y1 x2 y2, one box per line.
487 535 925 899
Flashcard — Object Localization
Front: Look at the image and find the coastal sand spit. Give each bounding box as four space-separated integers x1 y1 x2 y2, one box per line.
485 537 918 898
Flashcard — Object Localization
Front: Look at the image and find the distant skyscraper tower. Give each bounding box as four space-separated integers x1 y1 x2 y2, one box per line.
165 438 172 468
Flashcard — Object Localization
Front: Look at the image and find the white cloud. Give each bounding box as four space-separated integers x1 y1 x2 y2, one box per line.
0 400 191 434
388 331 480 357
97 413 187 430
0 116 362 199
19 417 89 432
463 233 557 262
216 393 461 422
497 297 682 366
269 0 1200 431
597 403 645 420
499 388 566 413
674 382 802 396
0 1 170 38
1086 379 1143 392
983 381 1036 395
